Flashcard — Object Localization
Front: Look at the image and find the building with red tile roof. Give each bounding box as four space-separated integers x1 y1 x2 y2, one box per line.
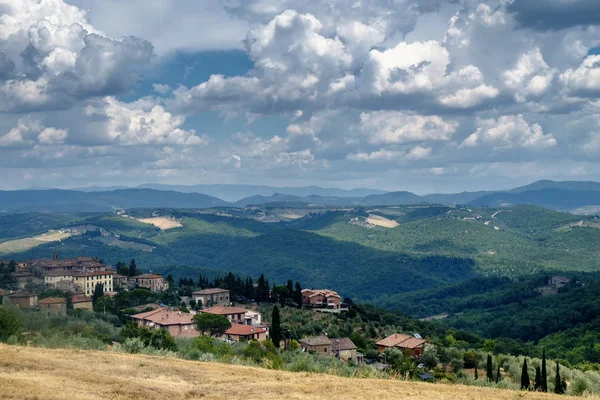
376 333 426 357
131 307 198 338
225 323 267 342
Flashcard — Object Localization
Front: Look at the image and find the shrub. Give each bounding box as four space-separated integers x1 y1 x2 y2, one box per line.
121 337 146 354
0 307 22 341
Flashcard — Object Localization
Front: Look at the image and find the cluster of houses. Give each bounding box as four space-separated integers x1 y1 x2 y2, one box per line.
1 253 169 315
300 288 348 312
131 288 268 342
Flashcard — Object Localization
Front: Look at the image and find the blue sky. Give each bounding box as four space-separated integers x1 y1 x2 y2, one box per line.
1 0 600 193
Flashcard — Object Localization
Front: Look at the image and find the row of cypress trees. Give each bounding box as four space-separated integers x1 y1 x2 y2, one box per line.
520 349 566 394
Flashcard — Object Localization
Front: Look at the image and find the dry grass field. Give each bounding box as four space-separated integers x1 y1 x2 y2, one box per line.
366 214 400 228
0 230 71 254
0 344 579 400
137 217 183 230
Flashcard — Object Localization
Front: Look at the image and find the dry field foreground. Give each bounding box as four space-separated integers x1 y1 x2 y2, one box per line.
0 345 581 400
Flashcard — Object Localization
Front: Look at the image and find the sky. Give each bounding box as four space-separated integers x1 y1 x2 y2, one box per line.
1 0 600 194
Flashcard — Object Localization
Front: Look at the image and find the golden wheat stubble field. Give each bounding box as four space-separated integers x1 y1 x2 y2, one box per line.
0 345 580 400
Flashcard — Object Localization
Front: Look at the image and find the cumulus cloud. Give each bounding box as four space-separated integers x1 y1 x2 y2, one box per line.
560 55 600 96
503 48 555 102
462 114 557 150
88 97 205 146
359 111 458 145
0 0 153 112
0 117 67 147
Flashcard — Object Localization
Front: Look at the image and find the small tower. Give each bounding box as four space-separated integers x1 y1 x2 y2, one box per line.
53 251 59 261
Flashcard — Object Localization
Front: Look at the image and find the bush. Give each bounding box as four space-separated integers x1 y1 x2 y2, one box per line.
121 337 146 354
0 307 22 341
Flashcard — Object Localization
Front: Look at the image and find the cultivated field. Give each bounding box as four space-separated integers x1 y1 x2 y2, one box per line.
366 214 399 228
0 230 71 254
0 345 573 400
137 217 183 230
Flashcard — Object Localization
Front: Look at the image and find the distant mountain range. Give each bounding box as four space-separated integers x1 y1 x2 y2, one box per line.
5 180 600 213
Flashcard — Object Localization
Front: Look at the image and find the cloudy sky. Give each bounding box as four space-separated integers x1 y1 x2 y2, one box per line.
1 0 600 193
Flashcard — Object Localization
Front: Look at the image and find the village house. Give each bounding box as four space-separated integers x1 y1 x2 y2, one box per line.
192 288 230 307
72 270 114 297
299 336 333 355
131 307 198 338
376 333 426 357
332 337 362 363
44 270 74 289
244 310 262 326
301 289 343 310
7 292 38 308
225 323 268 342
129 274 169 292
11 270 37 289
38 297 67 316
299 336 361 362
72 295 93 311
112 274 129 290
202 306 249 324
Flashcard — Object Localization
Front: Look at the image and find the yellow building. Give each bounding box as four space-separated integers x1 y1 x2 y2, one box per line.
73 271 114 297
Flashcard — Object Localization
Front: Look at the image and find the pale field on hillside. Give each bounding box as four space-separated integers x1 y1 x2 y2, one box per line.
366 214 399 228
137 217 183 230
0 345 580 400
0 230 71 254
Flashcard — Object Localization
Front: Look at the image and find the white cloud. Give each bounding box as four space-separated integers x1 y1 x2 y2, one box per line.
583 132 600 153
406 145 432 160
463 114 557 150
360 111 458 145
347 149 404 162
0 117 67 147
38 127 68 145
560 55 600 96
503 48 554 102
0 0 153 111
89 97 205 146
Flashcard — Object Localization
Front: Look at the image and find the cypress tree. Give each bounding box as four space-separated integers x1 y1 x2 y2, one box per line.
294 282 302 308
554 362 565 394
534 366 542 391
496 365 501 384
541 348 548 392
271 306 281 349
521 359 530 390
474 363 478 380
486 354 493 381
129 259 137 277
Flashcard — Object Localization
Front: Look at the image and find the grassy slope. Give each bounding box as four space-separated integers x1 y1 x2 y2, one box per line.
0 344 571 400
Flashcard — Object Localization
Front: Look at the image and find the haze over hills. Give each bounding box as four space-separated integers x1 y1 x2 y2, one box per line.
7 180 600 213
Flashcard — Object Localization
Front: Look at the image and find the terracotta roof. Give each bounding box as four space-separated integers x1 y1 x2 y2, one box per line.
376 333 425 349
132 274 163 279
225 323 267 336
72 271 114 277
192 288 230 295
395 337 426 349
72 295 92 304
113 274 128 279
77 257 95 263
132 307 194 326
9 292 36 298
11 271 34 278
376 333 412 348
302 289 341 299
202 306 248 315
44 271 73 277
299 336 332 346
331 337 357 351
39 297 66 305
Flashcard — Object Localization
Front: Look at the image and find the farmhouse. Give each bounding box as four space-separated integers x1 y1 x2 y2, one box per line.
38 297 67 316
225 324 268 342
299 336 333 355
131 307 198 338
129 274 169 292
301 289 342 310
11 271 36 289
72 295 93 311
201 306 249 324
192 288 230 307
7 292 38 308
376 333 426 357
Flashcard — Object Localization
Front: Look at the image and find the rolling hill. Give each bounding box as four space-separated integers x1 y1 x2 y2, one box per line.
0 345 566 400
